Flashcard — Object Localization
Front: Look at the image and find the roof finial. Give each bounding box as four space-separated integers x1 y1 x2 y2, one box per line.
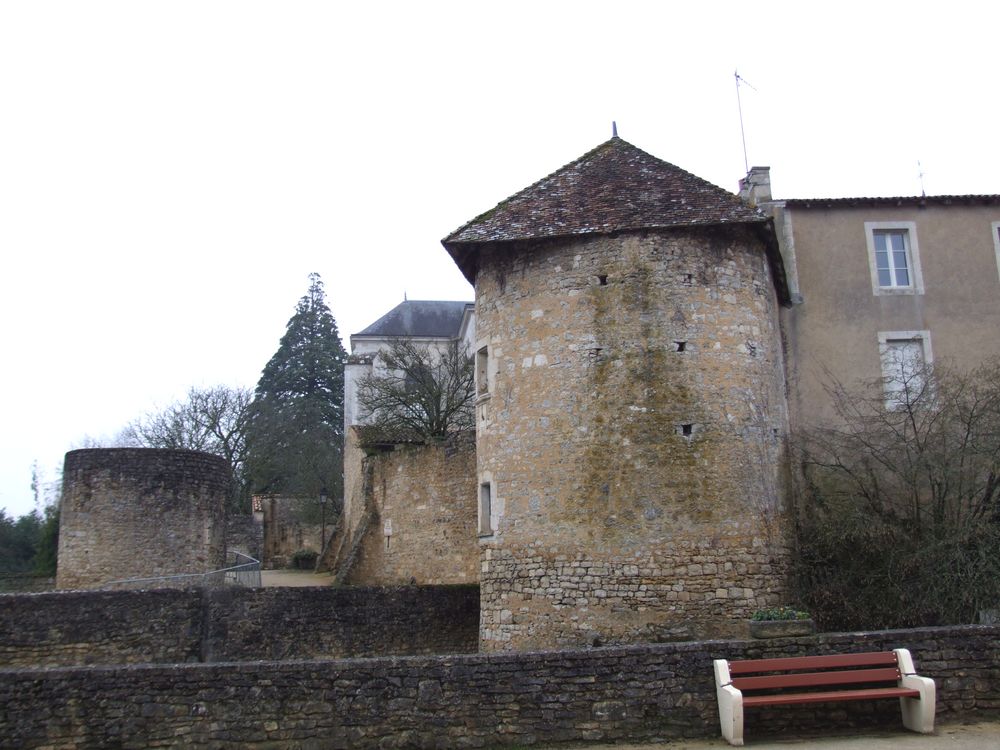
612 121 618 138
404 291 408 301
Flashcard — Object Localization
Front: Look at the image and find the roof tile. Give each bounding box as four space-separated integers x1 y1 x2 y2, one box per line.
442 137 765 248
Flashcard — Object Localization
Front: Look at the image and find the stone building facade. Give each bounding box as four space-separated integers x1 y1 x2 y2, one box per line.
256 496 324 569
328 300 479 585
57 448 229 590
333 137 998 652
339 431 477 586
443 137 792 649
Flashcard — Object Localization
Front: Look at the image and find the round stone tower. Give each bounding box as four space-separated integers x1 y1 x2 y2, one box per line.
444 137 793 650
57 448 229 589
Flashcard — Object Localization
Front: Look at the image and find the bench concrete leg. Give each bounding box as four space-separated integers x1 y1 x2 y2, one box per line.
717 686 744 746
714 659 744 746
894 648 936 733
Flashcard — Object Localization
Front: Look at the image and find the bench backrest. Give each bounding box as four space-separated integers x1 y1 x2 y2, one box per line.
726 651 901 692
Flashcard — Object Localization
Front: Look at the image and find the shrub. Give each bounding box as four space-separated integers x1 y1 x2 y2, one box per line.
751 607 810 621
291 548 318 570
792 359 1000 631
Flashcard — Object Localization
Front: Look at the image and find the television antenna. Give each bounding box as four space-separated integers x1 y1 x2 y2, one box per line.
734 70 757 175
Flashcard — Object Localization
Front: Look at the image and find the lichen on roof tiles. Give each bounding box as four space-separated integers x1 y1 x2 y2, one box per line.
442 136 765 248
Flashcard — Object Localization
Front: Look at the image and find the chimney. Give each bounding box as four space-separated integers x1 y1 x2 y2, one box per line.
738 166 771 206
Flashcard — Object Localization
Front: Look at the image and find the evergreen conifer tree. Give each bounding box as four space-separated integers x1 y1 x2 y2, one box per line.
246 273 347 503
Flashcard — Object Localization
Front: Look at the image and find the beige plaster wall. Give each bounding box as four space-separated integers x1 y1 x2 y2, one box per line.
780 204 1000 428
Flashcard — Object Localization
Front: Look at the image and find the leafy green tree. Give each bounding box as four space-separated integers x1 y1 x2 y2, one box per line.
32 503 59 576
246 273 347 503
0 509 43 573
356 337 475 441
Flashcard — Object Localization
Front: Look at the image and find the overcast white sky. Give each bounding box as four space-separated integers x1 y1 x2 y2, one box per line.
2 1 997 517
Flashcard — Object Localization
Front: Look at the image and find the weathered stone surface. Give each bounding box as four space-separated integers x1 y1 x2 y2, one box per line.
57 449 230 590
1 625 996 749
346 432 477 586
750 618 816 639
0 588 204 667
474 227 791 649
224 513 263 562
0 585 478 668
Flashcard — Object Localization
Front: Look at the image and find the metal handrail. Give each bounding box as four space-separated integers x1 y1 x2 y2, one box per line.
103 551 262 590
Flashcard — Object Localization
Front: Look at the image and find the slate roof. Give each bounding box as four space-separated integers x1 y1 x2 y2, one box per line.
353 300 472 339
442 136 766 262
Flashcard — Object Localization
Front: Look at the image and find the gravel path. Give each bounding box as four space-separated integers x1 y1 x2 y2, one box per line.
260 569 334 587
538 721 1000 749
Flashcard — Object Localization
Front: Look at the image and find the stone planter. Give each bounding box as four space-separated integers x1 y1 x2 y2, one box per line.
749 618 816 639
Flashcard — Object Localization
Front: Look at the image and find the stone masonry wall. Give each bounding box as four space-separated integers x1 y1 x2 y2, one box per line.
224 513 263 562
260 496 324 568
0 589 204 667
0 573 55 593
57 449 230 590
0 585 479 668
202 585 479 661
2 625 997 749
475 227 790 650
346 433 477 586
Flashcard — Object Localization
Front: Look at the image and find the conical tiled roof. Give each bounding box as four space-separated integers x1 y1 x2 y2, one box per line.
443 136 765 250
441 136 788 303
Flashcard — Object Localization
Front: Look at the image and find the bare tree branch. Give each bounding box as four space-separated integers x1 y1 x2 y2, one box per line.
356 338 475 442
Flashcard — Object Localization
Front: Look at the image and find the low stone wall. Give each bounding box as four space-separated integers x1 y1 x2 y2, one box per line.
1 625 997 749
0 589 203 667
203 585 479 661
0 585 479 668
0 573 55 593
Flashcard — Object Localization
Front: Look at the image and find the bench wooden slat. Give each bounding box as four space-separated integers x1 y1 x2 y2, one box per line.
743 686 921 707
733 666 901 692
728 651 897 675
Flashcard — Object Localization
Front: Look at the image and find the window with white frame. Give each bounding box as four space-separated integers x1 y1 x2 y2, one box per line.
878 330 932 408
992 221 1000 282
865 222 924 295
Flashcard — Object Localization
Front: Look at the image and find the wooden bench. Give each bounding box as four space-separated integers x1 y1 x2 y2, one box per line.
713 649 935 746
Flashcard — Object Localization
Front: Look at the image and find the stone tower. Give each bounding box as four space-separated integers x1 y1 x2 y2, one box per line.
443 137 793 650
57 448 229 589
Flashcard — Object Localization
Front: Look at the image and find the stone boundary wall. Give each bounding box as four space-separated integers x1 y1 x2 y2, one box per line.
203 585 479 661
1 625 997 749
347 433 478 586
0 573 55 593
0 585 478 668
0 589 204 667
